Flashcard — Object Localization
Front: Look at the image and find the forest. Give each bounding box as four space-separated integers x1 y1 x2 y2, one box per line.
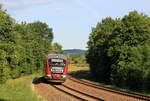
86 11 150 92
0 7 63 83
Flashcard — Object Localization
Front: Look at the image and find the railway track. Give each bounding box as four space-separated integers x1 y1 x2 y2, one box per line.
68 77 150 101
51 83 104 101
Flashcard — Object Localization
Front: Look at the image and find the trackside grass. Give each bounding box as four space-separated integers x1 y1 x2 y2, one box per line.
0 74 42 101
68 64 89 72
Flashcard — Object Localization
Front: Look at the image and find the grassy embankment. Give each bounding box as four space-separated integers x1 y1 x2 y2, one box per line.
0 74 42 101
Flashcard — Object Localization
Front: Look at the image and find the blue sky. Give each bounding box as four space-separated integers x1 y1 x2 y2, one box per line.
1 0 150 50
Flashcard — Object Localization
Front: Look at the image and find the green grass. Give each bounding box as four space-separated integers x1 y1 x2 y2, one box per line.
0 74 42 101
68 64 89 72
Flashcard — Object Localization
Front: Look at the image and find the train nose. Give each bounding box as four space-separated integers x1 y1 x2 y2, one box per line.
52 74 62 79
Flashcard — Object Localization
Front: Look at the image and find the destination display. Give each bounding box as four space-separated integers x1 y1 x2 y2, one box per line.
51 59 63 62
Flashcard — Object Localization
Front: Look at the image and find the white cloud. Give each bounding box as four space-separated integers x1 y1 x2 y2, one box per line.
1 0 76 8
52 7 73 13
1 0 52 8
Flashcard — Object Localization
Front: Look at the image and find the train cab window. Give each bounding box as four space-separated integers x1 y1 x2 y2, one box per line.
49 59 66 67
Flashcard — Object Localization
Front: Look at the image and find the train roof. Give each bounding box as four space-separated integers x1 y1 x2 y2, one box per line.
48 54 67 60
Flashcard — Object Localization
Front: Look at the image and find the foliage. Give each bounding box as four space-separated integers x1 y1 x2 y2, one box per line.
86 11 150 91
145 70 150 91
86 17 121 82
27 21 53 43
0 8 63 83
52 42 64 54
68 55 87 66
0 50 10 83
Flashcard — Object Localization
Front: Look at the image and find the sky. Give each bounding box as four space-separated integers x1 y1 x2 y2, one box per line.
0 0 150 50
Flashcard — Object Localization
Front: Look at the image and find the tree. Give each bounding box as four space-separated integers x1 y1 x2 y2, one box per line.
86 11 150 91
52 43 64 54
0 50 10 83
27 21 53 43
0 9 14 82
0 8 63 83
86 17 121 82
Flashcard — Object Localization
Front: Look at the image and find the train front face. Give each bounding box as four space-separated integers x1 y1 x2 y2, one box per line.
45 54 68 83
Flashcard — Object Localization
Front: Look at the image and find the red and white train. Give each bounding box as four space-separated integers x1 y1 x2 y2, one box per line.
44 54 68 83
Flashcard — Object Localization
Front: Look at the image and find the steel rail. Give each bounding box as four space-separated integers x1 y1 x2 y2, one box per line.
69 77 150 101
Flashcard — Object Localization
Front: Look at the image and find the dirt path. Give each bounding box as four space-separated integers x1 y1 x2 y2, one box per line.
32 77 144 101
33 77 81 101
34 83 81 101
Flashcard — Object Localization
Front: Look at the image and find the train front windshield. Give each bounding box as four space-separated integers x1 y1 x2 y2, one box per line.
49 58 66 73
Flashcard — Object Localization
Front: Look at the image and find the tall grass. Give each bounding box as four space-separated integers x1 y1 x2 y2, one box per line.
0 74 42 101
68 64 89 72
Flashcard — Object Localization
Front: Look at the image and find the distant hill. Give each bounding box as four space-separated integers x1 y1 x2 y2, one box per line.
64 49 86 56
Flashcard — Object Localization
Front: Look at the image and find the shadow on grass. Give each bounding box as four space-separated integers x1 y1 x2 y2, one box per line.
69 70 97 82
32 77 62 85
0 99 10 101
32 77 45 84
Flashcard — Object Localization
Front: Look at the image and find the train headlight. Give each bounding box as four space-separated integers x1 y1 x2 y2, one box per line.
45 74 52 79
62 75 66 78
